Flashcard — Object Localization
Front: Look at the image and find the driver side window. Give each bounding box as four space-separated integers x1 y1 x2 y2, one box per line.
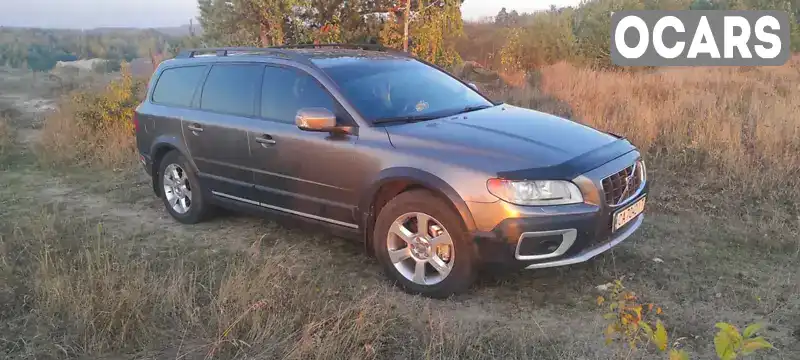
260 66 337 124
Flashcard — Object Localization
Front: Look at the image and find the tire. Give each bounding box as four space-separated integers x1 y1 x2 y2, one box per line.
157 151 210 224
373 189 477 298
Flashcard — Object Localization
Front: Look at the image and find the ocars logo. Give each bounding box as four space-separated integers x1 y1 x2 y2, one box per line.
610 11 790 66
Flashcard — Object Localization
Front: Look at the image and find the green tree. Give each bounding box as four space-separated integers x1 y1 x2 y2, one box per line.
380 0 465 67
495 7 510 26
198 0 301 46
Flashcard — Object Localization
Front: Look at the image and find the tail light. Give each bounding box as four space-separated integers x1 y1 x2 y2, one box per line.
132 112 140 132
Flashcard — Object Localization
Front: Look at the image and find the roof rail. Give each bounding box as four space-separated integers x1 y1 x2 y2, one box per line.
175 47 302 61
273 43 403 52
174 44 410 63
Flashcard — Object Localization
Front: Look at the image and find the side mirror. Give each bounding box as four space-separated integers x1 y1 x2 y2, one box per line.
296 108 336 131
295 108 357 135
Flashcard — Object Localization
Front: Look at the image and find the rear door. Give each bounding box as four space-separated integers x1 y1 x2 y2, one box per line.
247 65 361 228
143 64 208 160
182 63 265 200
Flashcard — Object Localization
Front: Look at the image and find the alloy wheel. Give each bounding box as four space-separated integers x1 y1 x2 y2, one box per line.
386 212 455 285
163 163 192 214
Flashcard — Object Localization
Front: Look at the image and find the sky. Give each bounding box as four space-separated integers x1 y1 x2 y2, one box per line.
0 0 582 29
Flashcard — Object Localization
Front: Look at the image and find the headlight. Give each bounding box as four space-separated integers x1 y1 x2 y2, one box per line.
487 179 584 206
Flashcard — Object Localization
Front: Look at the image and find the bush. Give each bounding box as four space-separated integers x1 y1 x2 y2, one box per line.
597 280 774 360
37 63 144 168
92 59 122 74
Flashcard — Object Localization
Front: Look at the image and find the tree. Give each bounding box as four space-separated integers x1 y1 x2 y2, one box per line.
689 0 721 9
296 0 392 44
379 0 465 67
404 0 411 51
198 0 301 46
199 0 394 46
508 10 520 26
495 7 509 25
0 27 182 71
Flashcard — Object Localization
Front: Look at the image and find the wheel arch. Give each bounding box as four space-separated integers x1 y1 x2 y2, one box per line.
149 135 197 195
359 168 478 254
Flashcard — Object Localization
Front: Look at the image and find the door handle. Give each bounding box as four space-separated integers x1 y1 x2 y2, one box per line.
255 134 276 147
187 124 204 133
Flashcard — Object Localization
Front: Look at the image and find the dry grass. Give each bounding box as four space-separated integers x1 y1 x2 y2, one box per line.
537 56 800 202
1 157 795 360
0 201 583 360
3 55 800 360
36 68 141 169
2 206 380 358
0 116 11 160
37 97 136 169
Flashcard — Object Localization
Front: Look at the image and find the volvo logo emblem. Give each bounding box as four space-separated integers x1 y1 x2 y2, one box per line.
622 162 638 197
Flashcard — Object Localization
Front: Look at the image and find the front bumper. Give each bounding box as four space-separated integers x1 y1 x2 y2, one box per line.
524 214 642 269
468 151 647 270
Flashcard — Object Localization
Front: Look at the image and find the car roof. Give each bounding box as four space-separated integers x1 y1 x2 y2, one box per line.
298 49 413 68
163 45 413 69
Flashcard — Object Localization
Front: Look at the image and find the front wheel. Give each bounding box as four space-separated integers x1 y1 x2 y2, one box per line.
373 190 477 298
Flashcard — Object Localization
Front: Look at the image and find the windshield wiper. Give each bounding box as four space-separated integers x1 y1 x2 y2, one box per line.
373 104 496 125
373 115 442 125
457 104 495 115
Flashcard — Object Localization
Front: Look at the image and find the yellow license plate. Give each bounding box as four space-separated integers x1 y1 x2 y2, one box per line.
613 197 646 232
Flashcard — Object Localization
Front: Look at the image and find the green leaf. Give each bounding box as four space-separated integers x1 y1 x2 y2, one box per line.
742 337 773 355
716 322 743 346
604 323 617 343
669 349 690 360
640 322 655 339
715 322 739 335
654 320 669 351
714 329 738 360
742 323 763 339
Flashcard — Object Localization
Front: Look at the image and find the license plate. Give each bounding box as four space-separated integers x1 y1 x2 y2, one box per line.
613 197 646 232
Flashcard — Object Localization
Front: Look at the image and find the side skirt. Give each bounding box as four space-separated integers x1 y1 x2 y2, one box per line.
209 191 363 242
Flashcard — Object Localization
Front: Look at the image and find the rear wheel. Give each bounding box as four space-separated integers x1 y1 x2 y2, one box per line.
373 190 477 298
158 151 210 224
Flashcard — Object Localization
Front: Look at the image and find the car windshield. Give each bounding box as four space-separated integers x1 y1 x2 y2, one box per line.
316 58 493 124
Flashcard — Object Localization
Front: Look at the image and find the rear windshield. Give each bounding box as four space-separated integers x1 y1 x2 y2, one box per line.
316 59 491 123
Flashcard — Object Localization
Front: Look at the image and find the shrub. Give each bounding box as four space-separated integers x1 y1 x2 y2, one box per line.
37 63 145 168
597 280 774 359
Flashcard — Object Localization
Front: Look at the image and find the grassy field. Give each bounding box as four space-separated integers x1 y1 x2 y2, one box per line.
0 62 798 359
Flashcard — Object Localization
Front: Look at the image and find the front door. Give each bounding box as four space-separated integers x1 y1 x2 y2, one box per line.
247 65 361 228
183 63 264 200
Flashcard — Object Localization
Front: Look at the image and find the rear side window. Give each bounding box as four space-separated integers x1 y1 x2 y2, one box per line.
261 66 336 124
200 64 264 117
151 66 207 107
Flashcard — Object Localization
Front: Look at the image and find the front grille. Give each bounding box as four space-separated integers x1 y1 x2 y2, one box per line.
602 161 643 206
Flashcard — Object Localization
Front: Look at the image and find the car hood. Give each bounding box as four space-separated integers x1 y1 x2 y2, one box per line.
384 105 636 180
